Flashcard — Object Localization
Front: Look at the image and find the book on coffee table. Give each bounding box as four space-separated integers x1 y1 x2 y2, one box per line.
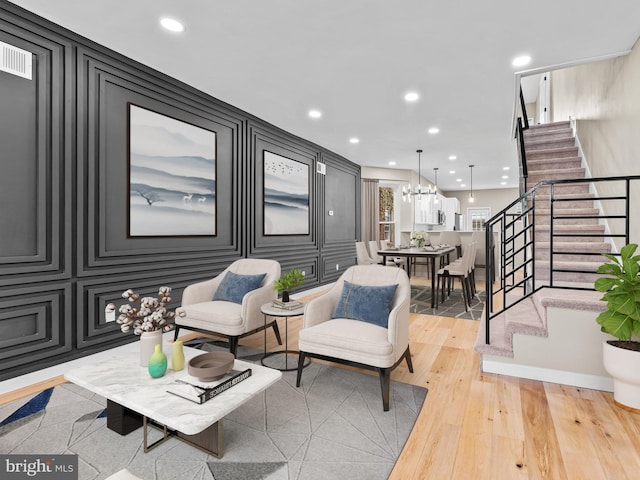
167 368 252 404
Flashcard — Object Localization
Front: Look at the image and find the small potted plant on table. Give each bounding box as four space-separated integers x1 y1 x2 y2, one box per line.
274 269 305 302
594 243 640 412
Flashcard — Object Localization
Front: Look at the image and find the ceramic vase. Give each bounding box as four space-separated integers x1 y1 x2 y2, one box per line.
148 344 168 378
282 291 290 303
172 340 185 371
139 330 162 367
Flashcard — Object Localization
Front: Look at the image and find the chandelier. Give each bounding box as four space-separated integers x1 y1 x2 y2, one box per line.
402 149 436 202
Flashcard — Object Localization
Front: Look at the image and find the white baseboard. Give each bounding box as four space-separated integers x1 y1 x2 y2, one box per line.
481 358 614 392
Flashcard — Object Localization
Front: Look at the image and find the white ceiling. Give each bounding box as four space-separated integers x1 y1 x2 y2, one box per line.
9 0 640 192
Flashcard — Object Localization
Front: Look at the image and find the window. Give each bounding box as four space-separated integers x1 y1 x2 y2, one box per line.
379 186 396 243
467 207 491 231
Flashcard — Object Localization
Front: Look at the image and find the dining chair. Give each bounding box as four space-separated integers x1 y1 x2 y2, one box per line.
356 241 377 265
435 242 476 311
438 231 462 260
368 240 396 266
380 240 406 269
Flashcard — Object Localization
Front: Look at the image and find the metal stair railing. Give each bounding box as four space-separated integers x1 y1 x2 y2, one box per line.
484 175 640 345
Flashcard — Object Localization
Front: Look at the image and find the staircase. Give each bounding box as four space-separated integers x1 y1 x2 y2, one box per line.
475 121 614 364
524 121 611 287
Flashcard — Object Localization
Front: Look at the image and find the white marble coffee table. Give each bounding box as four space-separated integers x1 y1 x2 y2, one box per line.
64 345 281 457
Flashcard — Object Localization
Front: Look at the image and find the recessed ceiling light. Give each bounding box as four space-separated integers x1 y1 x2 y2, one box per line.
160 17 184 32
349 137 360 144
448 155 457 160
502 175 509 179
503 166 510 171
308 109 322 119
501 181 507 185
404 92 419 102
428 127 440 134
456 178 462 182
449 170 455 174
512 55 531 67
460 184 466 187
388 161 396 166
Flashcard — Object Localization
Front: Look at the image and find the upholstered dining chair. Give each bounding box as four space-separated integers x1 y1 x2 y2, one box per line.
356 241 377 265
438 231 462 260
296 265 413 411
175 258 282 356
368 240 396 266
436 242 476 311
380 240 407 269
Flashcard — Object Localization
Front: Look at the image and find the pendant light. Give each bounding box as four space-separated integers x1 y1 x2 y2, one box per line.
468 164 475 203
433 168 439 204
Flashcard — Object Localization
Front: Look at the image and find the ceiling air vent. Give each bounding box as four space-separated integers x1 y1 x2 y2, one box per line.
1 41 32 80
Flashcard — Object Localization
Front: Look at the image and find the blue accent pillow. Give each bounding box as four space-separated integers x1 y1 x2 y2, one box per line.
213 271 266 304
331 280 398 328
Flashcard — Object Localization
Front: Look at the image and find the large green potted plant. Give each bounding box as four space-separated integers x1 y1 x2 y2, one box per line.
594 243 640 411
273 269 305 302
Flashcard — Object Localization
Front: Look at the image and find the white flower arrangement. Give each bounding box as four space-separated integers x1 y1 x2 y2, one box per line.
410 231 430 246
106 286 175 335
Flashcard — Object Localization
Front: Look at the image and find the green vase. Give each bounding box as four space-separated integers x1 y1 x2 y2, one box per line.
148 344 167 378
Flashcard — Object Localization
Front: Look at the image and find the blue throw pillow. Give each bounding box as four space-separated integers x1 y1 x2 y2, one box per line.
213 271 266 304
331 280 398 328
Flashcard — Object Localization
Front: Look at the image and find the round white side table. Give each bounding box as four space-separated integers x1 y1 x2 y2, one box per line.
260 302 309 372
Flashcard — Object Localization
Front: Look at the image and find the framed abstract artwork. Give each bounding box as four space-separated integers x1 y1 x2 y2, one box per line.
127 104 217 236
263 151 310 235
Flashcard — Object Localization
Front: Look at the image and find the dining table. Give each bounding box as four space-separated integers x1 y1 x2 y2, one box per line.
378 245 455 308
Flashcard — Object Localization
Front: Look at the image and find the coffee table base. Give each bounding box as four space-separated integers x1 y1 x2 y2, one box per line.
107 400 224 457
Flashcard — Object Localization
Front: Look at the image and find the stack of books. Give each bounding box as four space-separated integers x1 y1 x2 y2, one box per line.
272 299 304 310
166 368 252 404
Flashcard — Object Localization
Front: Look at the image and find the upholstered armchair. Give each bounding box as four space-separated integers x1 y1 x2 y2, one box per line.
296 265 413 411
175 258 282 356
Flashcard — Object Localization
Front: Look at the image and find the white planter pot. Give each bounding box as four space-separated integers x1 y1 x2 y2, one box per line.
603 340 640 412
139 330 163 367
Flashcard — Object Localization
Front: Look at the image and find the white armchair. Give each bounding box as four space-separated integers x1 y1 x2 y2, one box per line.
296 265 413 411
175 258 282 356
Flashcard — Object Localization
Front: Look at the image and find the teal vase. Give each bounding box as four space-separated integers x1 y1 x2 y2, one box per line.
148 344 167 378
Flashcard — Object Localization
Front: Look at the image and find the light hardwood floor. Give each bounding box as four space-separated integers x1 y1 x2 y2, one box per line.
2 282 640 479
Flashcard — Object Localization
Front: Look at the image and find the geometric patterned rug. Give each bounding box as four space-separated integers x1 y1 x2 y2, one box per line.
411 285 486 320
0 346 427 480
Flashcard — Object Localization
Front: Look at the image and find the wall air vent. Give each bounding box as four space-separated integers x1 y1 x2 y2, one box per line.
0 41 32 80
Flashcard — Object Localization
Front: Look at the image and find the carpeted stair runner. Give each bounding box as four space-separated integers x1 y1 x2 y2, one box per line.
475 120 612 358
475 288 605 357
524 121 611 285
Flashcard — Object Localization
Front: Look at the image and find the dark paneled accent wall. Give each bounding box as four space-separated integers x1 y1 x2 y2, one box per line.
0 2 360 381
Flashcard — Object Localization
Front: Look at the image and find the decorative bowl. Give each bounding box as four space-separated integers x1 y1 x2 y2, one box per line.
188 352 234 381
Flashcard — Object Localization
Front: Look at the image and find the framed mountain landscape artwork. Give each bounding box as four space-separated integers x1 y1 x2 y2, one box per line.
127 104 217 236
263 151 310 235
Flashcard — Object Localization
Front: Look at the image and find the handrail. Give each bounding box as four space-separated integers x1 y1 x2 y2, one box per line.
483 174 640 346
516 88 529 196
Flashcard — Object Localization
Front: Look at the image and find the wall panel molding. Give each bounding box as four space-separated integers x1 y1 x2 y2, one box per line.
0 282 72 381
248 122 320 254
0 19 71 286
0 2 361 381
76 49 244 276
